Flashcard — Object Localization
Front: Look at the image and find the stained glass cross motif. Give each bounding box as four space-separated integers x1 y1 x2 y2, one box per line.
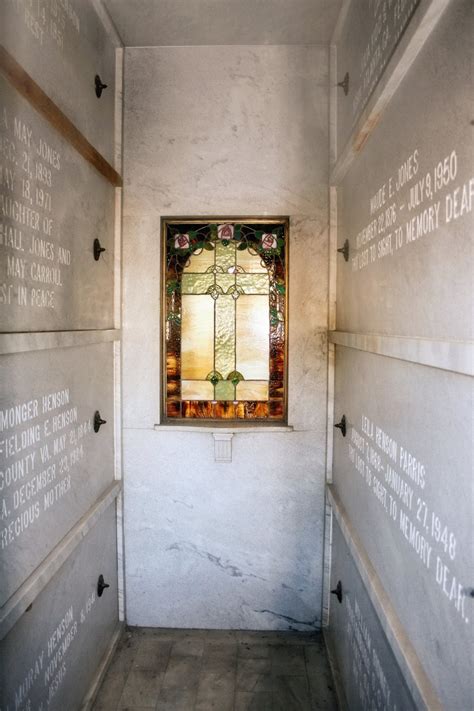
163 219 288 421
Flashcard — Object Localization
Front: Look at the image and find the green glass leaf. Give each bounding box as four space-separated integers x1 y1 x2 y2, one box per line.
275 283 285 294
203 241 215 250
221 239 230 247
236 241 248 251
210 224 217 238
206 370 223 385
227 370 245 386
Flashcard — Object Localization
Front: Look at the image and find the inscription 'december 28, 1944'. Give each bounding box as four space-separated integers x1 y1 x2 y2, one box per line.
0 344 114 606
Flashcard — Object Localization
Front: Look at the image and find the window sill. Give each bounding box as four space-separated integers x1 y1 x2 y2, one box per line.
153 424 294 433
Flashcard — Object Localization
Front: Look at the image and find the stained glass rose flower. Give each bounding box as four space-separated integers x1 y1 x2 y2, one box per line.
261 233 277 250
217 224 234 240
174 233 190 250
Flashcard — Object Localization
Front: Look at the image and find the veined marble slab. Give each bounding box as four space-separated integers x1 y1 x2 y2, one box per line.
0 503 118 710
0 77 115 331
1 0 116 163
0 342 115 606
332 346 473 709
336 0 473 340
326 517 419 711
335 0 421 153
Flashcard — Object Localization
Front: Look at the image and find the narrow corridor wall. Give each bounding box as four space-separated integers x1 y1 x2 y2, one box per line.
122 45 330 629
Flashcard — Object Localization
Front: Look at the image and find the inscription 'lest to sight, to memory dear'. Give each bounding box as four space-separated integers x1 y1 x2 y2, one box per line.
350 147 473 272
348 415 470 625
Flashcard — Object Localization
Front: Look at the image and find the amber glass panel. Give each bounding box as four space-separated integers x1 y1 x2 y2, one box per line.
181 380 214 400
164 219 287 421
237 381 269 401
236 296 269 380
181 295 214 379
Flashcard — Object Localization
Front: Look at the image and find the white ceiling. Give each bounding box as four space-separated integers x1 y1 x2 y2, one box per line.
103 0 343 47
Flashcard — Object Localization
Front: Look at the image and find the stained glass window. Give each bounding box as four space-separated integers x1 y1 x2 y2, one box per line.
162 218 288 421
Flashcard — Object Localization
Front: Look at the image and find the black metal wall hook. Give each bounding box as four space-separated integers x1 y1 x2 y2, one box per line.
94 411 107 433
337 239 349 262
95 74 108 98
331 580 343 604
93 238 106 261
334 415 347 438
97 574 110 597
337 72 349 96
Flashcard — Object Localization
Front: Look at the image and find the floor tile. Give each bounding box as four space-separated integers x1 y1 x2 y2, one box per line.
171 637 205 657
162 655 202 690
155 686 197 710
118 669 163 708
305 644 338 710
133 639 172 671
94 627 338 711
271 644 307 676
195 670 235 711
236 658 272 692
273 675 311 710
92 669 128 710
234 690 273 710
237 642 271 659
202 641 238 673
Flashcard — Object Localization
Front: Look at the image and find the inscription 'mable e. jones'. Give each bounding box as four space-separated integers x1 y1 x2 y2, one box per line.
348 415 470 624
0 103 70 312
0 389 91 551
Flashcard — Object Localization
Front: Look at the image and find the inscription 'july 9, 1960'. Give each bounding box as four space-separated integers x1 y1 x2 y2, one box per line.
350 147 473 272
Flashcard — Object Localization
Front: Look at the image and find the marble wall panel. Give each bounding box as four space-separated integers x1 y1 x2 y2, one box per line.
332 346 473 709
0 342 115 606
122 45 330 627
336 0 473 339
0 503 118 711
326 519 417 711
0 77 115 331
1 0 116 163
123 428 326 630
335 0 421 153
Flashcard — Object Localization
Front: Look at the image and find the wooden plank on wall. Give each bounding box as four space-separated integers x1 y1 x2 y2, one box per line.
0 44 123 188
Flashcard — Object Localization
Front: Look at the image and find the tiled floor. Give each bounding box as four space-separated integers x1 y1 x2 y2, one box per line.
92 627 338 711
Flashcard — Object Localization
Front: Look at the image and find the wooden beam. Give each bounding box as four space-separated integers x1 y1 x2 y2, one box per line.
0 44 123 188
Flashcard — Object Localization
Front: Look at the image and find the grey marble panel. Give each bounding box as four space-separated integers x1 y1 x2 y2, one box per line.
0 77 115 331
332 346 473 709
0 342 114 606
326 519 417 711
336 0 473 340
103 0 343 46
0 502 118 710
1 0 116 163
335 0 421 153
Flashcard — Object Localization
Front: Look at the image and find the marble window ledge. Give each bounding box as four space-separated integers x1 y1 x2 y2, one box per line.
153 424 294 433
